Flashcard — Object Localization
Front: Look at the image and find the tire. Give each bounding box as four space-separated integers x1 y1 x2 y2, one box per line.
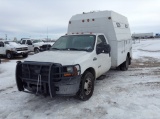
6 52 13 59
34 48 40 54
15 61 24 91
76 71 94 101
120 56 129 71
22 53 28 58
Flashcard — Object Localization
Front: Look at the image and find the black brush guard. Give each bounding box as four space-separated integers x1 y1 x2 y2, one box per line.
16 61 72 98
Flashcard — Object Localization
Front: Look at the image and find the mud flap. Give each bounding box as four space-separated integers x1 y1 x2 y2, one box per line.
15 61 24 91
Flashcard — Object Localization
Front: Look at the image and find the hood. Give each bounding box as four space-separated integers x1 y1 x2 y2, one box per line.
25 50 91 65
33 42 54 46
6 43 27 49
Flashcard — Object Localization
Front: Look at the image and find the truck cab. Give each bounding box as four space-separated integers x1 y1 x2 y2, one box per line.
51 33 111 78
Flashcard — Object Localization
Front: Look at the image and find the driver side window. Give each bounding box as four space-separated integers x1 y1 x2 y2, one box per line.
27 40 32 45
96 35 107 47
21 40 26 44
0 42 4 47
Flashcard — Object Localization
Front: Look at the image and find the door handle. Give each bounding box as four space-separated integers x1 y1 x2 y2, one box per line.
93 57 97 61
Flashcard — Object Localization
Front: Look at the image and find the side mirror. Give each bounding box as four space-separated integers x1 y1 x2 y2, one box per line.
96 46 103 54
104 44 111 53
96 44 111 55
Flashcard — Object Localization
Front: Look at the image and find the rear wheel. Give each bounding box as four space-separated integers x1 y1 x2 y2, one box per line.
6 52 13 59
76 71 94 101
120 56 129 71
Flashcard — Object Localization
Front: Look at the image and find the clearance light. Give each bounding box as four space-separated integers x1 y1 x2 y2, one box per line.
87 19 89 22
76 32 79 34
92 19 95 21
108 17 111 20
69 21 71 24
82 20 85 22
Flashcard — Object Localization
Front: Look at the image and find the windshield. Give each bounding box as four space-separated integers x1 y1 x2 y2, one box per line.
51 35 95 52
33 40 43 43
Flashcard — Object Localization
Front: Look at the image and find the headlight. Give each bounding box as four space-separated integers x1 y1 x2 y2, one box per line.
66 67 73 72
64 65 80 77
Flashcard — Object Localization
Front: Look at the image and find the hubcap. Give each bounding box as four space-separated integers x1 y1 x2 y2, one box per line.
35 49 39 53
84 78 92 95
7 53 11 58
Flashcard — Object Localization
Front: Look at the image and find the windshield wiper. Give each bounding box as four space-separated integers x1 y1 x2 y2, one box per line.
68 48 87 51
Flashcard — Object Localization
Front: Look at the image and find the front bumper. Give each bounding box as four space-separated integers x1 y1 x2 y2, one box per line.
15 61 81 97
13 50 29 56
54 75 81 95
39 45 51 52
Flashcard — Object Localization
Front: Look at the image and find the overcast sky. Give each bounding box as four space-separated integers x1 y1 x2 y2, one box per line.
0 0 160 40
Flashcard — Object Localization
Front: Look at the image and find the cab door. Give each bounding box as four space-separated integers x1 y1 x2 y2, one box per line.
26 40 34 51
96 35 111 75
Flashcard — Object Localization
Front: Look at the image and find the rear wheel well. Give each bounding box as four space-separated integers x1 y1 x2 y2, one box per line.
82 68 95 80
6 50 12 53
127 52 130 58
34 47 39 50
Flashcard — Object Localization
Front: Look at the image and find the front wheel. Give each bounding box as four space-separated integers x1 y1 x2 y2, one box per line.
34 48 40 54
76 71 94 101
6 52 13 59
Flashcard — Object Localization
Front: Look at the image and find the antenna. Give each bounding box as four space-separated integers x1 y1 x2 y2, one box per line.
47 27 48 41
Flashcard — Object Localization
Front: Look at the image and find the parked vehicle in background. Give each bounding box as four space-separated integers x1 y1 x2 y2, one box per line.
16 10 132 101
20 39 52 53
155 33 160 38
0 41 28 59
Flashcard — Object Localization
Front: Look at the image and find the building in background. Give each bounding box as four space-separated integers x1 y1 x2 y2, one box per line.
132 32 154 39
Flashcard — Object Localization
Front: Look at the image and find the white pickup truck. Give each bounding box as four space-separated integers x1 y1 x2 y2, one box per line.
21 39 52 53
0 40 28 59
16 10 132 101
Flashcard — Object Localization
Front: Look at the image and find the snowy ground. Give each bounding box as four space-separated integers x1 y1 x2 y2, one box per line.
0 39 160 119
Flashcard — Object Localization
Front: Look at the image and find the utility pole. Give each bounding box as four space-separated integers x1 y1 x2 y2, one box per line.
5 34 7 40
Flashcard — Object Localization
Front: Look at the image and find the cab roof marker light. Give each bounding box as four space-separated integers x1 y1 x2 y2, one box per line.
69 21 71 24
92 19 95 21
82 20 85 22
76 32 79 34
108 17 111 20
87 19 90 22
72 33 74 34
